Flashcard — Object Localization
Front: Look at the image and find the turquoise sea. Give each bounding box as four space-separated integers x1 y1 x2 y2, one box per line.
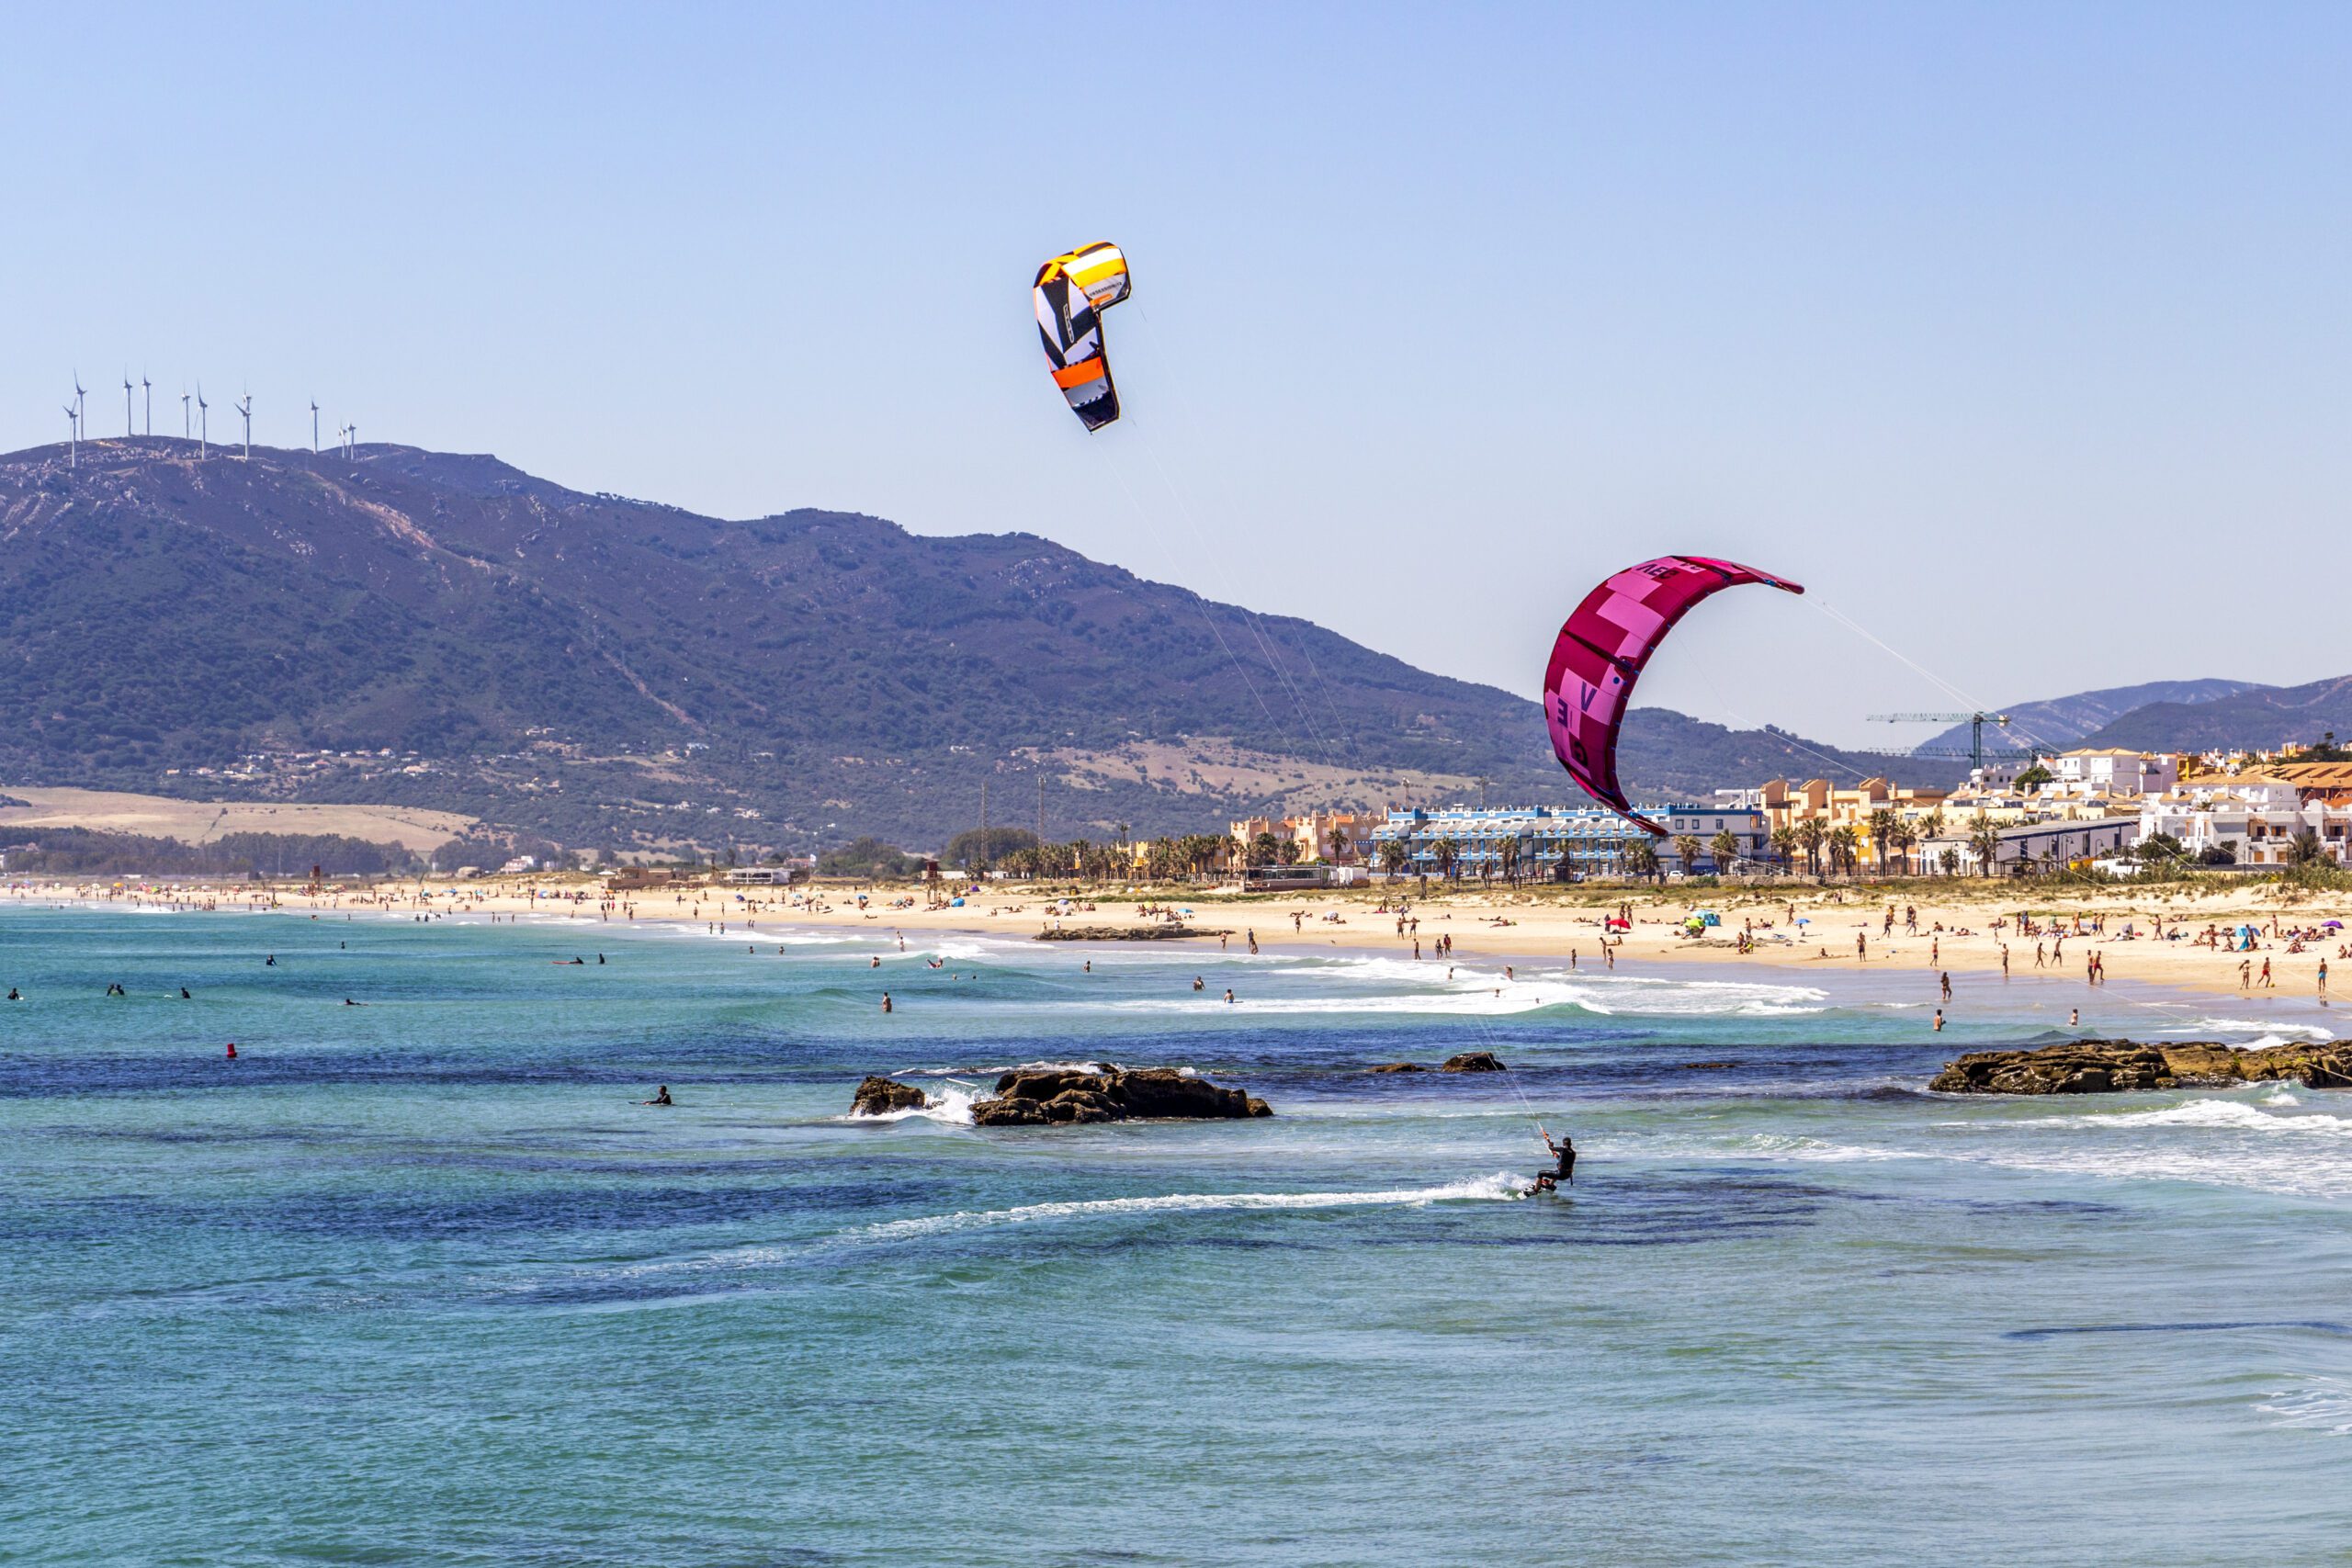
4 897 2350 1565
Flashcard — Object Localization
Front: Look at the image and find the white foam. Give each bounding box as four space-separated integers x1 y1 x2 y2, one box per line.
843 1082 978 1126
2177 1018 2336 1043
897 1058 1107 1082
2259 1377 2352 1436
1098 972 1824 1020
2044 1099 2352 1135
857 1173 1527 1238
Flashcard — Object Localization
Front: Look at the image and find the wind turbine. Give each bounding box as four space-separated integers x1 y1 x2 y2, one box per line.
311 399 320 453
197 384 209 457
237 392 253 460
123 372 133 438
142 375 153 437
181 389 191 439
73 372 86 436
63 403 78 468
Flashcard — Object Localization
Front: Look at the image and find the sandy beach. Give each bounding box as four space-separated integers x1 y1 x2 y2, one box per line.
21 872 2351 1015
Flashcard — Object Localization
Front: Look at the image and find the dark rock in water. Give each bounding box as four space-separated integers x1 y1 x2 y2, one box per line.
1365 1062 1426 1074
1034 924 1227 942
851 1075 931 1116
1929 1042 2170 1095
1440 1052 1507 1073
971 1066 1272 1126
1679 1061 1740 1071
1930 1039 2352 1095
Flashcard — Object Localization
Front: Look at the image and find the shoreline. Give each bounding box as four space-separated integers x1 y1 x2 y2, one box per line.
9 874 2347 1034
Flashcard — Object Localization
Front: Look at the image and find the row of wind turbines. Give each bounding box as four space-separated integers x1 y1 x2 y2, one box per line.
58 372 357 468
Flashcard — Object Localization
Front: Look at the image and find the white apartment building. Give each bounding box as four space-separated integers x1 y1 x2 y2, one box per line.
2137 775 2352 867
2045 749 2178 799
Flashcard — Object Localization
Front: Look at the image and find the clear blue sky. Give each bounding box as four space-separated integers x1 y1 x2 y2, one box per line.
6 3 2347 746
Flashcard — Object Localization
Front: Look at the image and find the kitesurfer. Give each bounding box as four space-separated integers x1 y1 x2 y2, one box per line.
1527 1130 1576 1194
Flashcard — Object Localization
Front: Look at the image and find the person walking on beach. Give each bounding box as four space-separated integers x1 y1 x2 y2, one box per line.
1939 971 1952 1002
2260 957 2274 989
2035 942 2046 969
1857 932 1867 962
2240 959 2251 990
2320 958 2330 998
2001 944 2010 978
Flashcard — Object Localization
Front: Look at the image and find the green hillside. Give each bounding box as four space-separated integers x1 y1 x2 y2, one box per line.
0 439 1954 852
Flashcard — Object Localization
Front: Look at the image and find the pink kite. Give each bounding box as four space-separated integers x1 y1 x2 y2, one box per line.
1543 556 1804 835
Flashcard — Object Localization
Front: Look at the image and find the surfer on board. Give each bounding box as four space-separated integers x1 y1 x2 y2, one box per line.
1525 1129 1576 1195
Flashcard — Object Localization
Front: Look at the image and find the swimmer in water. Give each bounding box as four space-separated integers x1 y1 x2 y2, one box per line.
1223 988 1236 1004
643 1085 673 1106
881 993 894 1013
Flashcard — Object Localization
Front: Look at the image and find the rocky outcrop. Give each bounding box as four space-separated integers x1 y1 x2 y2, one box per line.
1365 1062 1427 1074
970 1065 1272 1126
851 1075 931 1116
1440 1052 1507 1073
1034 925 1227 942
1930 1039 2352 1095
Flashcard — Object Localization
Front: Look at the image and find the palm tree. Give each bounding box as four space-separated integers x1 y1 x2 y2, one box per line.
1886 821 1917 878
1866 808 1897 877
1430 837 1462 883
1938 847 1959 876
1378 840 1411 881
1626 840 1662 882
2288 828 2324 869
1673 833 1702 877
1968 816 2003 878
1273 837 1303 867
1793 817 1826 877
1250 830 1281 868
1828 825 1860 878
1711 828 1741 874
1921 807 1946 846
1497 838 1522 886
1770 825 1798 875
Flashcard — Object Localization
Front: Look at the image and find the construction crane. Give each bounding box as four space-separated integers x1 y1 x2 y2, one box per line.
1865 712 2027 773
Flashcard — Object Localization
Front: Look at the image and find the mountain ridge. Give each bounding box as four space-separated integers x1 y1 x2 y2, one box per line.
1917 678 2272 755
0 438 1961 851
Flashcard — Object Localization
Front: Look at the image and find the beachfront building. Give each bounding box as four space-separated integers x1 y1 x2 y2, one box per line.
1758 777 1951 872
2137 773 2352 867
2043 748 2178 799
1227 810 1378 866
1913 815 2143 876
1369 804 1769 880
